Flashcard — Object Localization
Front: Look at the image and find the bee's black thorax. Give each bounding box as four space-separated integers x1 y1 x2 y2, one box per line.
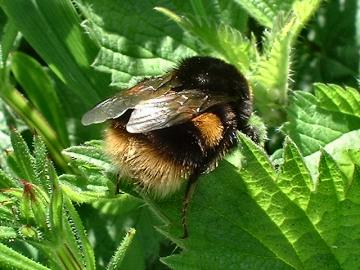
175 57 251 103
175 56 253 128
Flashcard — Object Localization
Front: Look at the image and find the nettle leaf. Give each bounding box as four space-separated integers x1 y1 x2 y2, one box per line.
0 169 17 188
252 0 321 125
232 136 337 269
155 6 257 75
62 140 111 171
78 195 163 270
0 133 97 270
315 83 360 118
0 242 51 270
277 137 312 208
61 142 170 269
0 101 12 170
106 228 136 270
10 130 36 183
77 0 200 89
233 0 294 28
155 138 301 269
59 174 111 203
154 134 359 269
63 198 96 270
0 226 16 240
61 140 115 202
32 136 52 190
283 84 360 178
171 0 249 32
340 166 360 268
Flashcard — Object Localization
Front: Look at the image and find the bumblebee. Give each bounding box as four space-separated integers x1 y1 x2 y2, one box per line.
82 56 258 237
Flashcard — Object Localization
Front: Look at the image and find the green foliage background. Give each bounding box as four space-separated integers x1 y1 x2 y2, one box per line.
0 0 360 269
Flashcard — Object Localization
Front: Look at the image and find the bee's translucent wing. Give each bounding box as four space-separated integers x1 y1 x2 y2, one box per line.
126 90 229 133
81 95 136 126
81 74 175 126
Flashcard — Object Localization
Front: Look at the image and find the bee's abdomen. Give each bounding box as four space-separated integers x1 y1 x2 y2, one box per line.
105 104 239 197
105 125 192 197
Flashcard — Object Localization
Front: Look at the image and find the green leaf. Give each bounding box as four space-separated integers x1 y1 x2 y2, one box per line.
338 166 360 269
1 0 110 107
156 133 360 269
156 144 301 268
0 203 15 228
10 130 36 183
106 228 136 270
77 0 198 88
10 52 69 147
0 101 12 172
253 21 292 124
155 6 256 74
61 141 115 202
0 169 17 188
303 130 360 182
239 134 340 268
233 0 294 28
0 18 19 68
92 195 143 217
293 0 358 89
187 0 249 31
283 85 360 178
284 91 356 155
315 83 360 118
0 242 51 270
0 226 16 240
306 151 343 246
306 154 360 269
29 186 49 229
82 197 162 270
277 138 312 209
49 177 63 235
62 141 111 171
33 136 49 188
63 198 96 270
59 174 111 203
252 0 321 125
0 81 69 170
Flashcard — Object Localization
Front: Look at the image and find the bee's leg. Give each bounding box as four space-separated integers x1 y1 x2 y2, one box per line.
115 176 121 195
181 172 200 239
114 172 124 195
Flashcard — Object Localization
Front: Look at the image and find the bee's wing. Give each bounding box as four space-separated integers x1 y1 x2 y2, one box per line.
81 94 136 126
126 90 229 133
81 74 175 126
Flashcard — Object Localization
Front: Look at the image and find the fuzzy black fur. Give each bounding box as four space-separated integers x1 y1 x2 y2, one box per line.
111 56 256 173
147 56 254 172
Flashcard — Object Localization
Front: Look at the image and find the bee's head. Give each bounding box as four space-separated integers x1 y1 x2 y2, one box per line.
175 56 249 100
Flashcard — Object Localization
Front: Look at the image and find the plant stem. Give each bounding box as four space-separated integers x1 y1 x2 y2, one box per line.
0 79 70 172
56 243 83 270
